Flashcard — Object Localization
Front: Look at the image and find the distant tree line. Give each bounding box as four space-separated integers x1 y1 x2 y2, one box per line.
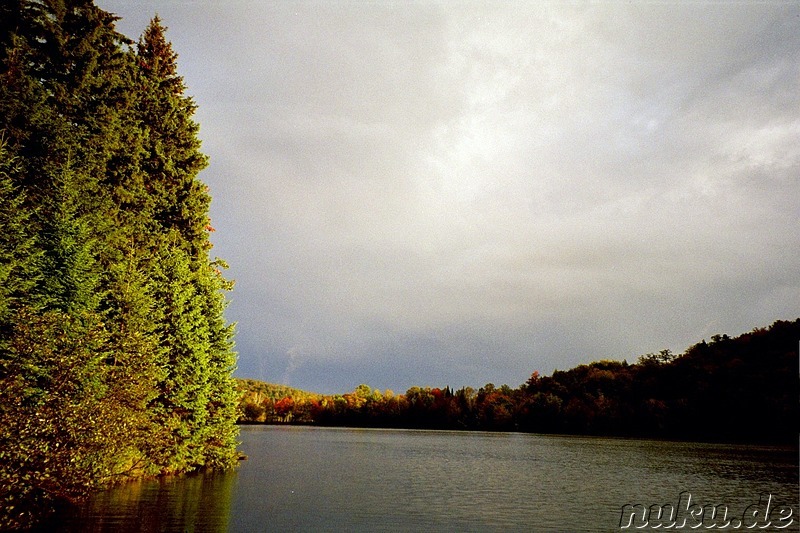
0 2 238 529
239 319 799 444
237 379 323 423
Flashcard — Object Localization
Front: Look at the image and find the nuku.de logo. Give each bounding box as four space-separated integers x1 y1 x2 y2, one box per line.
619 492 794 529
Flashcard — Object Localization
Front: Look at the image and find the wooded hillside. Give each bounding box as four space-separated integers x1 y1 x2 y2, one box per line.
239 319 799 444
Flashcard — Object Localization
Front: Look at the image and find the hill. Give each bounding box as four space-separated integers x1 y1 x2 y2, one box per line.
236 379 323 423
236 378 321 401
236 319 799 443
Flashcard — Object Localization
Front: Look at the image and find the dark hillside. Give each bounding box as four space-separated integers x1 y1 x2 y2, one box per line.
239 319 799 444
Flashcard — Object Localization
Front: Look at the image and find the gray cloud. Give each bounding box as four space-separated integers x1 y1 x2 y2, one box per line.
99 1 799 393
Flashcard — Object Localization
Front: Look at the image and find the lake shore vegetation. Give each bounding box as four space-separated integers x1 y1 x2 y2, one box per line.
238 318 798 444
0 2 238 529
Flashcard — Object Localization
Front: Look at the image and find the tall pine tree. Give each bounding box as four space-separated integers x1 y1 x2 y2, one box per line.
134 16 239 473
0 3 239 528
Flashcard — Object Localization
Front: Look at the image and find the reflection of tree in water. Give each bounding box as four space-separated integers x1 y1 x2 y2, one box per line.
38 470 237 532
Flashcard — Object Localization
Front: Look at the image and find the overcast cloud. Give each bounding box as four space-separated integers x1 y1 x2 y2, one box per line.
97 1 800 394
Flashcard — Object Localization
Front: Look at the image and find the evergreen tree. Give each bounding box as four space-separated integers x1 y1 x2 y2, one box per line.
136 16 210 256
0 3 239 527
197 257 239 468
0 162 111 528
0 137 39 324
134 17 239 472
144 242 212 473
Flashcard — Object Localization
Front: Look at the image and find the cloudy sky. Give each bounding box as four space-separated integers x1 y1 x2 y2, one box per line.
97 1 799 394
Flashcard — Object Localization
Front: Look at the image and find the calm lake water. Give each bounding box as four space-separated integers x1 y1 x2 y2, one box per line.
41 426 798 532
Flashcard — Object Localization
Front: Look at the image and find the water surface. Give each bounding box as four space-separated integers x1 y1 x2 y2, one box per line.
44 426 798 531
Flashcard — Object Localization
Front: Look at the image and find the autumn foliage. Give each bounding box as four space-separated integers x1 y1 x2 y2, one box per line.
239 319 798 444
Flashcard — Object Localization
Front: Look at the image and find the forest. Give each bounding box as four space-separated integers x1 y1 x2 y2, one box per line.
238 318 799 444
0 2 238 529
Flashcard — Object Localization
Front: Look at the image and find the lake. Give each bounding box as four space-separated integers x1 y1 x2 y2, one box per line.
40 426 798 531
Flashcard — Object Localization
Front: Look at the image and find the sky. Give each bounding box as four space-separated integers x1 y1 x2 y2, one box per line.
96 1 799 395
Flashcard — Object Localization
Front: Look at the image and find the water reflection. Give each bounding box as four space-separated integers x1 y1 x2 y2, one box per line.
38 427 798 532
36 470 236 533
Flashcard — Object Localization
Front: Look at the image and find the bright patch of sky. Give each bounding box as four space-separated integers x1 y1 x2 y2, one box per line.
98 1 799 394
